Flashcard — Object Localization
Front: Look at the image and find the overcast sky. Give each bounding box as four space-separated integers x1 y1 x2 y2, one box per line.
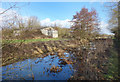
1 2 116 35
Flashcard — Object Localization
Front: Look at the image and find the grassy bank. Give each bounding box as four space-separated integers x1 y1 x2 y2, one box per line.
3 38 67 44
104 48 118 80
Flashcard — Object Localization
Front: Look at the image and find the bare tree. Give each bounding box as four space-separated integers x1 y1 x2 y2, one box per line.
27 16 41 29
1 2 30 47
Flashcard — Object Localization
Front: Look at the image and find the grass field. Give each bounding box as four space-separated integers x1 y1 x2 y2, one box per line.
3 38 66 44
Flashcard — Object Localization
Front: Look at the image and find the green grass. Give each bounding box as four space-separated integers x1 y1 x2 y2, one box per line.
104 48 118 80
3 38 66 44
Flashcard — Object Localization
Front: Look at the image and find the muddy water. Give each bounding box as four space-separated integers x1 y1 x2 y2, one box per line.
2 53 74 80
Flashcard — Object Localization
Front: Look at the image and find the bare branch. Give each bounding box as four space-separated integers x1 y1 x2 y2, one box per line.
0 3 17 15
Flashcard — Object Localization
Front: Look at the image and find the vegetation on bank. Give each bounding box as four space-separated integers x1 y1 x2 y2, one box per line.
107 2 119 80
3 38 65 44
104 48 118 80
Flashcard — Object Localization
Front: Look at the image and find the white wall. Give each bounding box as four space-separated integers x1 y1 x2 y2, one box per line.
52 30 58 38
41 27 58 38
41 29 48 36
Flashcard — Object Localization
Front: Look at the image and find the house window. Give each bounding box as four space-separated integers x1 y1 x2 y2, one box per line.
48 29 52 36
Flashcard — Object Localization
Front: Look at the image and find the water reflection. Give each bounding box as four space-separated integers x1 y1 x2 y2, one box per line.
2 53 74 80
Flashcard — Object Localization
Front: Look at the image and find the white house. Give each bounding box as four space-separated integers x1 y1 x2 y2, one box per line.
13 27 58 38
40 27 58 38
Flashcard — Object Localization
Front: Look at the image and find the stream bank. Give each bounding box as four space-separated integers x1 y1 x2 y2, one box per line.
2 38 114 80
2 39 78 66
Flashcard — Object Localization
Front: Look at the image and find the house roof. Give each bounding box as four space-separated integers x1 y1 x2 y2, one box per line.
40 27 54 29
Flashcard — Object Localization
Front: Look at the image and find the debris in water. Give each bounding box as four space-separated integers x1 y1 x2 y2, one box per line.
50 65 62 73
59 59 73 65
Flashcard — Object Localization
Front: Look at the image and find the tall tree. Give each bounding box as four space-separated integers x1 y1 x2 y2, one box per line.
108 3 118 33
70 7 99 40
108 2 120 48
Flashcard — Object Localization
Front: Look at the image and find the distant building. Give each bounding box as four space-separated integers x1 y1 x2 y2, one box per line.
13 27 58 38
40 27 58 38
